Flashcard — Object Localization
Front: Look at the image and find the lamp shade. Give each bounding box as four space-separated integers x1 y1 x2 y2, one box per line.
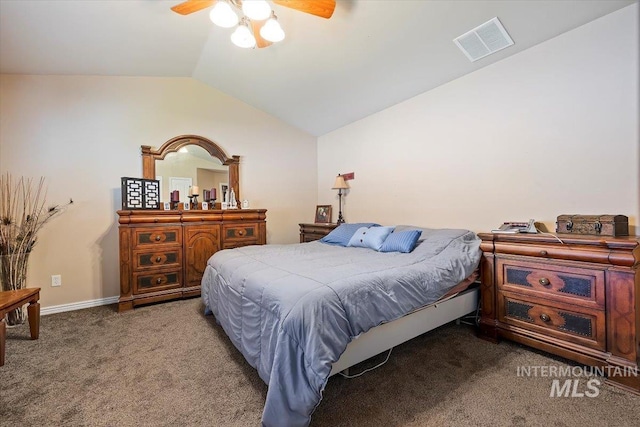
332 175 349 190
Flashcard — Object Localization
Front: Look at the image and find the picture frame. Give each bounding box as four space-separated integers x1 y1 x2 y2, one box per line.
315 205 332 224
162 202 171 211
220 183 229 202
201 201 208 210
183 202 190 211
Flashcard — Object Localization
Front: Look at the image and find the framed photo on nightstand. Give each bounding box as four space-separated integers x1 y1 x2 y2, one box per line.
315 205 332 224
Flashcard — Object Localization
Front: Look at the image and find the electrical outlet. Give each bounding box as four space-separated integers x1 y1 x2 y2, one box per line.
51 274 62 287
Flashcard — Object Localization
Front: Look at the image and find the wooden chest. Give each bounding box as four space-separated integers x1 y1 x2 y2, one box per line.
478 232 640 394
556 214 628 236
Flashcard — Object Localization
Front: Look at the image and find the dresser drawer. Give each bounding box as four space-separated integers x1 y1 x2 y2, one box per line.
133 249 182 271
496 258 605 309
222 223 259 248
133 269 182 294
133 226 182 248
498 294 606 351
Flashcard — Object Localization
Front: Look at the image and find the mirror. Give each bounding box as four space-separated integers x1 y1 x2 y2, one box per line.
142 135 240 207
156 146 227 203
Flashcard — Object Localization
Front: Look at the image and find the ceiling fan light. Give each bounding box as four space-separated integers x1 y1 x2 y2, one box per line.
231 22 256 48
260 15 285 43
209 1 239 28
241 0 271 21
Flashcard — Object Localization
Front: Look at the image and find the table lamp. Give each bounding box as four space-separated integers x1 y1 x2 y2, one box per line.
332 174 349 224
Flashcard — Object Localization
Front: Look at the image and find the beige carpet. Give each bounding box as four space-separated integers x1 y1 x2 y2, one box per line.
1 298 639 426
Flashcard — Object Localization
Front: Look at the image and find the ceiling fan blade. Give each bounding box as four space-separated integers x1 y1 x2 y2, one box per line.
272 0 336 19
250 20 273 49
171 0 216 15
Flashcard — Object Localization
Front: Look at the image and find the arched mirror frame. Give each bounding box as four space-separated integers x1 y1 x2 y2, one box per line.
141 134 240 203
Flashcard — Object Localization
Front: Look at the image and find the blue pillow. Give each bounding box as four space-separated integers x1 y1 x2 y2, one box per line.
379 229 422 253
320 223 380 246
348 226 395 251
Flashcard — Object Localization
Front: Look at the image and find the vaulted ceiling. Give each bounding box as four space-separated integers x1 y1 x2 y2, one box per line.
0 0 634 136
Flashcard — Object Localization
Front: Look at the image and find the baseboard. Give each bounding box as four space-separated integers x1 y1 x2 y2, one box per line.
41 296 119 316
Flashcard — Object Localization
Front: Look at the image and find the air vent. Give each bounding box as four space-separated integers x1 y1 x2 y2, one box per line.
454 17 514 62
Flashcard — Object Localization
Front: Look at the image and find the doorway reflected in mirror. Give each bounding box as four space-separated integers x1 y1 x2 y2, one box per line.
155 145 228 204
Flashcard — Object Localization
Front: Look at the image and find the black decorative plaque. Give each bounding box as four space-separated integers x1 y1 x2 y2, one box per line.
121 177 160 210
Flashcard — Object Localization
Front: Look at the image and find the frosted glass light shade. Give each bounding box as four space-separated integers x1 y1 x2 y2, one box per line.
231 23 256 48
209 1 239 28
242 0 271 21
260 16 285 42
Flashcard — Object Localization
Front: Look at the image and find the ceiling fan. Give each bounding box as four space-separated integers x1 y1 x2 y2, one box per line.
171 0 336 49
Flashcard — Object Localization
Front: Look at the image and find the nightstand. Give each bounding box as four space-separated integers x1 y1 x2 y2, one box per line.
478 232 640 393
299 223 338 243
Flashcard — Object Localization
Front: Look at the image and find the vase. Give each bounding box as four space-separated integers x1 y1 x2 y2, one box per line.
0 252 30 325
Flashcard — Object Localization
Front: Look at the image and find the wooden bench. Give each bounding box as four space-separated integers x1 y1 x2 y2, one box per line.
0 288 41 366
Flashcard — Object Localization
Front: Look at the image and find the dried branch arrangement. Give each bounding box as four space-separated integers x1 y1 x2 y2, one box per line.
0 174 72 323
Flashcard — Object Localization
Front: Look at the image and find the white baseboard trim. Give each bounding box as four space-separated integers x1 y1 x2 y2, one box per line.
41 296 119 316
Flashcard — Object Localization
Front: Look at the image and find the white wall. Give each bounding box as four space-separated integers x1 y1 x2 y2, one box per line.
318 4 639 235
0 76 317 307
1 5 637 310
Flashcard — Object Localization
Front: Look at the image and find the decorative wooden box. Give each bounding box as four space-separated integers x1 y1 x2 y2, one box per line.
556 214 628 237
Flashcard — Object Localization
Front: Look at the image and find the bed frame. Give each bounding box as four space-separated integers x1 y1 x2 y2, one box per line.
330 281 479 376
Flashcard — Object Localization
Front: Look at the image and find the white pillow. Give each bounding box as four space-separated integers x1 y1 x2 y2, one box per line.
347 226 395 251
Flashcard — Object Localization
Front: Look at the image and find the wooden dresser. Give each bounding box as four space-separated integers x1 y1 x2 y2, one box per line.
118 209 266 311
299 223 338 242
478 232 639 393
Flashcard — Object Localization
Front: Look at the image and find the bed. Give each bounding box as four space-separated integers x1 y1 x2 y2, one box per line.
201 226 481 427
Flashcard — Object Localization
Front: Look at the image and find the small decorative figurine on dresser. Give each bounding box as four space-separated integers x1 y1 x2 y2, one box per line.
230 188 238 209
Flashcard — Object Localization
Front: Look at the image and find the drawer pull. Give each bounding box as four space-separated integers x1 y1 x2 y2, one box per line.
238 230 244 236
539 278 550 286
155 235 161 241
156 278 162 284
540 313 551 322
540 250 548 256
156 257 162 262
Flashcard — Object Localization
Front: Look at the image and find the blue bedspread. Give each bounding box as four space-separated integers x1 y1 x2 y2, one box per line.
201 227 481 426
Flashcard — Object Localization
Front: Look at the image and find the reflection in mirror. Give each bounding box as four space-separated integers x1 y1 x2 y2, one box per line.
142 134 240 205
155 145 228 203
